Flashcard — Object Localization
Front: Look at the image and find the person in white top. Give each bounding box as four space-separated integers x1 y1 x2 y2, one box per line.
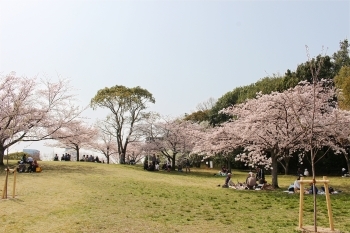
304 169 309 176
246 172 257 189
294 177 301 192
27 156 34 163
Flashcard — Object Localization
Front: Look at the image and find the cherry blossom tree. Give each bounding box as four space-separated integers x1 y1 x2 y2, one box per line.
90 133 118 164
0 72 84 165
203 79 350 189
143 117 203 170
125 141 147 164
47 120 98 161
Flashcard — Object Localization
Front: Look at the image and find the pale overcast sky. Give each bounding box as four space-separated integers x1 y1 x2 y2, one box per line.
0 0 349 158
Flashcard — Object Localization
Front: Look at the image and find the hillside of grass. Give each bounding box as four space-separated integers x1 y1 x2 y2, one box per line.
1 161 350 233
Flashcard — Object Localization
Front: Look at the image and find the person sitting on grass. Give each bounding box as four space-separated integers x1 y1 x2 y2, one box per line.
308 183 318 194
147 163 155 171
219 166 227 176
33 159 39 171
341 168 349 177
27 160 34 173
222 173 232 188
296 168 303 177
256 167 266 184
293 176 301 193
185 158 190 173
246 172 257 190
17 161 26 173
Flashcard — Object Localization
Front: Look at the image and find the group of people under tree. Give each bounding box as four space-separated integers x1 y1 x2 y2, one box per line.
53 153 102 163
144 154 191 173
17 154 40 173
53 153 71 161
289 167 348 194
79 154 101 163
290 176 336 195
222 167 266 189
296 167 309 177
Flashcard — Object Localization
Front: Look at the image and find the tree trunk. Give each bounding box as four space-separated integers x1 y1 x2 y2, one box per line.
120 152 125 164
284 157 290 175
76 146 80 161
271 153 279 189
0 147 5 166
227 158 231 173
311 149 317 232
344 154 350 175
172 154 176 171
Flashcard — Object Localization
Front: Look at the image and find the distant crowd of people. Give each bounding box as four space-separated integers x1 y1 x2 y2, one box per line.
80 155 101 163
286 167 346 194
53 153 102 163
54 153 72 161
144 154 161 171
144 154 191 173
296 168 309 177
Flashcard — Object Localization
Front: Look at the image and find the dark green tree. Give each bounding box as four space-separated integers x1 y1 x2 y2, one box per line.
295 55 334 82
334 66 350 110
184 110 210 122
332 39 350 76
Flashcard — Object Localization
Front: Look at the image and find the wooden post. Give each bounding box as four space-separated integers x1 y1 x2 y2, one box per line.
298 177 304 228
12 168 17 198
323 176 334 231
297 177 337 232
2 169 9 199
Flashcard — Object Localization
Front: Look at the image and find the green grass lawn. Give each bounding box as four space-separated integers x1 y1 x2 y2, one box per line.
1 161 350 233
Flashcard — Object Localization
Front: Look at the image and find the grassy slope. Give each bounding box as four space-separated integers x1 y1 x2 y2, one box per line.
1 161 350 233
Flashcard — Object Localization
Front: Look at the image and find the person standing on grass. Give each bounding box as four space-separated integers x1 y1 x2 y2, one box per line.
152 154 156 166
256 167 265 184
167 158 172 172
156 155 160 165
296 168 303 177
22 154 27 163
185 158 190 173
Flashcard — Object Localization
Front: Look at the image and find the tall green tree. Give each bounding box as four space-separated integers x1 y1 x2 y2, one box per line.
332 39 350 77
334 66 350 110
90 85 155 164
295 55 334 82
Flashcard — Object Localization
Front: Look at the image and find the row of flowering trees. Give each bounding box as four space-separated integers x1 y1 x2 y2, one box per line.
193 80 350 188
0 72 204 166
3 71 350 182
0 72 85 165
0 72 201 166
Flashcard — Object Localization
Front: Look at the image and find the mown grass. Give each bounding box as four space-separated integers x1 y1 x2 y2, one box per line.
1 161 350 233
